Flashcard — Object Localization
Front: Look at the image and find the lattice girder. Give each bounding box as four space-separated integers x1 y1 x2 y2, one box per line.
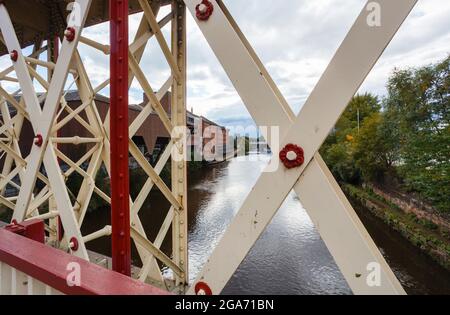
0 0 188 292
0 0 421 296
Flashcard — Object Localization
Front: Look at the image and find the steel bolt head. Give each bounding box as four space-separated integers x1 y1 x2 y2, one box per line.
196 0 214 21
286 151 297 161
64 27 76 42
195 281 212 295
34 134 43 147
69 237 79 251
198 3 207 13
279 144 305 169
10 50 18 62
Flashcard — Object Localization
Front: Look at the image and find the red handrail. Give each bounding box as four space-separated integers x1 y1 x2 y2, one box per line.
0 228 169 295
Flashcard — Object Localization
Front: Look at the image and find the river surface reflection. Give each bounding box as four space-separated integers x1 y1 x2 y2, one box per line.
83 154 450 295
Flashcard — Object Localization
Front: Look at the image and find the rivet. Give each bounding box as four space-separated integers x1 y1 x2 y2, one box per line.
34 134 43 147
69 237 79 251
64 27 76 42
10 50 18 62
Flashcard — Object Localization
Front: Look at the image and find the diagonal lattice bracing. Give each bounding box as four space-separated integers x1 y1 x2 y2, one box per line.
0 0 188 292
0 0 420 296
185 0 417 295
0 0 93 259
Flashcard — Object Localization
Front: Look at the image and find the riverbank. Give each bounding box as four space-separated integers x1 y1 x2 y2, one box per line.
2 156 450 293
343 184 450 271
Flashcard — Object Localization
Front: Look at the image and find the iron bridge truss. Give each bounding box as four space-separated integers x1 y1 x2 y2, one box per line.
0 0 418 295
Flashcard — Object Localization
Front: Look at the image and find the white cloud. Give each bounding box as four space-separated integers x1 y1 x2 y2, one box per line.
189 0 450 126
1 0 448 131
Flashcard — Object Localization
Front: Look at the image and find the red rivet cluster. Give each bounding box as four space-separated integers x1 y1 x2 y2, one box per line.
195 281 212 295
196 0 214 21
10 50 18 62
34 134 43 147
64 27 76 42
279 144 305 169
70 237 79 251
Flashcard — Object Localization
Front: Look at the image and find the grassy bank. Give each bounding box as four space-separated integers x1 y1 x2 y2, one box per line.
343 184 450 270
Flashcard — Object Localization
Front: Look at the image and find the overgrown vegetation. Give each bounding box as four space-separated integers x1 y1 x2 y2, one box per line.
343 184 450 270
320 56 450 213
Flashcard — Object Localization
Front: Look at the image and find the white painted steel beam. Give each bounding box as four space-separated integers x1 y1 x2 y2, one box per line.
185 0 417 295
0 0 186 285
171 1 189 290
0 0 93 259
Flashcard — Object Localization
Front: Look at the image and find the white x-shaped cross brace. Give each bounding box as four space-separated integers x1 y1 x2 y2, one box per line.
185 0 418 295
0 0 93 259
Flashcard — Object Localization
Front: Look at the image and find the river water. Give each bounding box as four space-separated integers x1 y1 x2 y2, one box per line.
83 154 450 295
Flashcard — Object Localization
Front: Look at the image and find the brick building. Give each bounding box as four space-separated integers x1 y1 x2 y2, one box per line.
1 91 232 166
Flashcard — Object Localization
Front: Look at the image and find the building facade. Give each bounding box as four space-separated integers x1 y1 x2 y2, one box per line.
1 91 233 168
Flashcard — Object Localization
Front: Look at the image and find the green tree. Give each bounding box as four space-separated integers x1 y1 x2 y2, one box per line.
353 113 395 182
324 141 360 183
383 56 449 212
321 93 381 183
322 56 449 213
336 93 381 135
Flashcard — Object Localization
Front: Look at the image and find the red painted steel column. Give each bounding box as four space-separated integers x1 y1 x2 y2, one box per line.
110 0 131 276
52 36 59 62
49 35 65 242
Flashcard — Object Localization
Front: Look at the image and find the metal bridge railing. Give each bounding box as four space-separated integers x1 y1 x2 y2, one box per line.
0 224 169 295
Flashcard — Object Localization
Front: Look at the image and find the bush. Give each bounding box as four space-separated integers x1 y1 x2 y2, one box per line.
321 56 450 214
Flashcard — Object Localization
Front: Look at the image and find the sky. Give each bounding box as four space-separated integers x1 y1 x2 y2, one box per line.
0 0 449 133
184 0 450 129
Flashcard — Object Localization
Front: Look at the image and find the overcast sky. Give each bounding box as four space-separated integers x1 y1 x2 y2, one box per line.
1 0 449 131
183 0 450 129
